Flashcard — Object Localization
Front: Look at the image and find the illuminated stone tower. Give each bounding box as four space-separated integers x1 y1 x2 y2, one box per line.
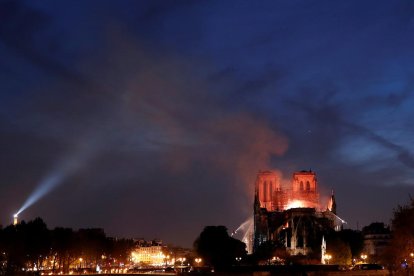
13 214 18 225
291 170 320 209
255 171 280 211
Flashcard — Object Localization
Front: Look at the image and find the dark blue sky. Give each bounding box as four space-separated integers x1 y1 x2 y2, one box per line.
1 0 414 246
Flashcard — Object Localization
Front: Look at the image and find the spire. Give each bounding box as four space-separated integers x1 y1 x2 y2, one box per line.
321 236 326 264
254 184 261 212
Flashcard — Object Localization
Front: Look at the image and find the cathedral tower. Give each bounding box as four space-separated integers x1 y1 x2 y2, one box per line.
291 170 320 209
255 171 280 211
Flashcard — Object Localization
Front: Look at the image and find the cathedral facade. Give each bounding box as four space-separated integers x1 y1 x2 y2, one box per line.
253 170 344 257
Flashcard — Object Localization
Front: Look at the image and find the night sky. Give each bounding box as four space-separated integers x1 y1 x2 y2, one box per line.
1 0 414 247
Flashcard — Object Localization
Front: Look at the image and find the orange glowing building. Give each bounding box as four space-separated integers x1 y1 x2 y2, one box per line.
253 170 345 256
256 170 320 212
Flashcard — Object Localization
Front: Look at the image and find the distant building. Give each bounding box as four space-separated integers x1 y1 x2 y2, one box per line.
130 239 167 266
253 170 345 257
362 222 391 259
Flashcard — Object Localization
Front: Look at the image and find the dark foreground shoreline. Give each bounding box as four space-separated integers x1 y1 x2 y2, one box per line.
3 264 393 276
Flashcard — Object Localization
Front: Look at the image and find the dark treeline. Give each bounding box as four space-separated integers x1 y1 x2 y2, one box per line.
0 218 134 274
1 198 413 274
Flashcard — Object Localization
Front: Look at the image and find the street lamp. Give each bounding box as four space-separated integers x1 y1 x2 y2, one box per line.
361 254 367 263
177 257 186 272
325 254 332 264
164 255 170 267
180 257 186 266
194 258 203 269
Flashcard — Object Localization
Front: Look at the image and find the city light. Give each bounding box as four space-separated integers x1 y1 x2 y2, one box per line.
324 254 332 264
194 258 202 266
130 246 166 267
360 254 367 263
177 257 187 273
177 257 186 265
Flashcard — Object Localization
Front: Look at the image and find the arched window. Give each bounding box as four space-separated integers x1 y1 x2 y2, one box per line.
300 181 304 191
306 181 311 191
263 181 267 200
269 181 273 200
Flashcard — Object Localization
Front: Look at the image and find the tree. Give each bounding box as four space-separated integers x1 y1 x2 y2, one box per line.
1 221 27 273
76 228 107 269
194 226 247 270
0 217 148 273
107 237 135 265
382 198 414 271
51 227 77 273
25 217 51 270
0 218 50 272
337 229 363 259
326 236 352 265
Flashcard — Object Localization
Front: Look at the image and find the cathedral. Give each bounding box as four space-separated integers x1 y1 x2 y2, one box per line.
253 170 345 257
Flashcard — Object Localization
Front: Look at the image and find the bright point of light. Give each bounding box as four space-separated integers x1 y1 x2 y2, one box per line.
13 214 18 218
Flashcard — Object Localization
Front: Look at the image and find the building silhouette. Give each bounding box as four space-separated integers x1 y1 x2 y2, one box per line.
362 222 391 262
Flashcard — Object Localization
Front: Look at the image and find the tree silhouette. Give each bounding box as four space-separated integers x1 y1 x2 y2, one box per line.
0 217 136 273
107 237 135 265
326 235 352 265
25 218 51 270
337 229 363 260
194 226 247 270
76 228 107 268
382 198 414 271
1 221 26 273
51 227 77 273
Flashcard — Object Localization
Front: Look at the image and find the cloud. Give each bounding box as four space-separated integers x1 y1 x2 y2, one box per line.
0 24 288 244
95 31 289 196
286 87 414 172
